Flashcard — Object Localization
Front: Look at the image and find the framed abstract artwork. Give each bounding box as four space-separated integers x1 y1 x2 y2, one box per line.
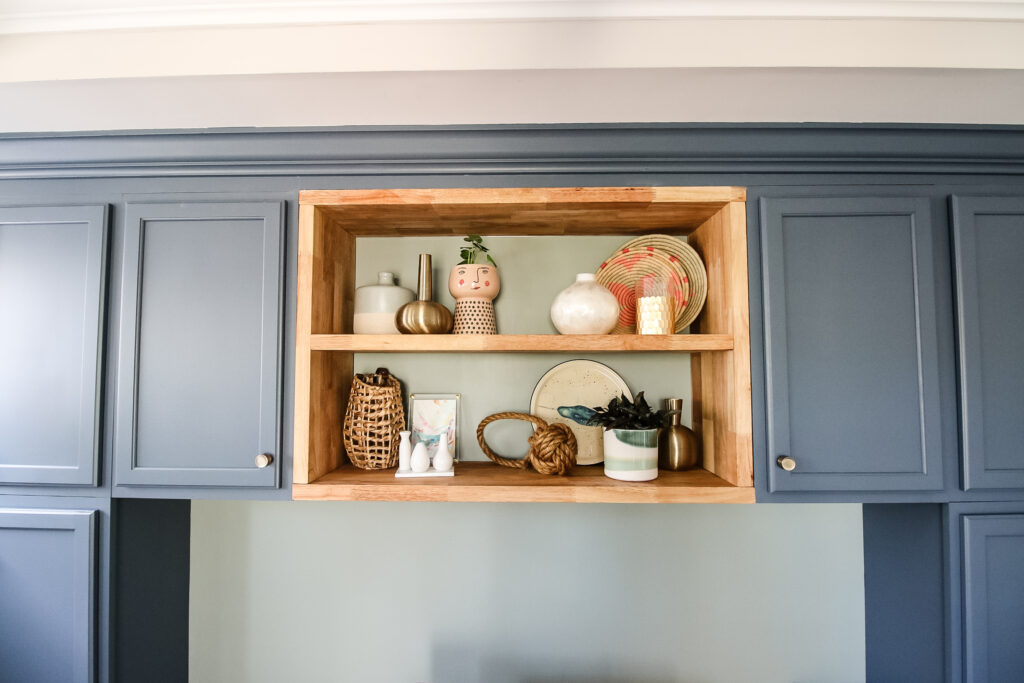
408 393 460 461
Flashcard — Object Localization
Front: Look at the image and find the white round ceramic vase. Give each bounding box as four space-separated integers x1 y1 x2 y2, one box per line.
550 273 620 335
410 442 430 473
432 438 454 472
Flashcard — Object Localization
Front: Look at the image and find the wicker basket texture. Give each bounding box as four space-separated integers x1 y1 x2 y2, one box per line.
343 370 405 469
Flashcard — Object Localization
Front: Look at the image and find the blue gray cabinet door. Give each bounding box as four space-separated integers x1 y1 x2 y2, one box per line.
0 205 107 486
952 196 1024 491
114 202 283 489
761 197 945 492
0 508 97 683
960 513 1024 682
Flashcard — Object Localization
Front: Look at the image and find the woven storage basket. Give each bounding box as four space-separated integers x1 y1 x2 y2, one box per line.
342 369 405 469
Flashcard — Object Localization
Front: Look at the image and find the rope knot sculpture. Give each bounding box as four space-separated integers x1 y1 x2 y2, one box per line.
476 412 577 476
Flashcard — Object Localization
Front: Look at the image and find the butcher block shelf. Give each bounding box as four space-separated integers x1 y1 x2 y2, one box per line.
292 463 755 504
309 333 735 353
293 186 754 504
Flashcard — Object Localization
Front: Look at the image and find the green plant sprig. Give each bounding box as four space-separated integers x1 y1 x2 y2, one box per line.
459 234 497 266
585 392 677 430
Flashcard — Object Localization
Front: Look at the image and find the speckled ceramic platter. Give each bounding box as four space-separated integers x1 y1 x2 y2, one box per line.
529 360 632 465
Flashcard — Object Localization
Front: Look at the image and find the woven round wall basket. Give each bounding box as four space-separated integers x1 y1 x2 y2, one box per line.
595 248 690 334
619 234 708 330
343 368 405 469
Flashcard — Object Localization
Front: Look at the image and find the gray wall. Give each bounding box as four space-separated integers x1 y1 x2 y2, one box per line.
190 501 864 683
4 69 1024 130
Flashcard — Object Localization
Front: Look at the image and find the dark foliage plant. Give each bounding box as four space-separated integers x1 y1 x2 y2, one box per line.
585 392 676 430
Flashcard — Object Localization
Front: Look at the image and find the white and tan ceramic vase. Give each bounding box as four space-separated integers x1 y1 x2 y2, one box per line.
449 263 500 334
353 271 415 334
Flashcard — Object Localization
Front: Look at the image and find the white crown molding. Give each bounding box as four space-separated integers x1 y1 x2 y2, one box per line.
2 0 1024 35
4 18 1024 82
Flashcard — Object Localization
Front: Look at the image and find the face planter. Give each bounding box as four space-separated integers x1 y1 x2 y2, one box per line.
449 264 500 301
449 263 501 334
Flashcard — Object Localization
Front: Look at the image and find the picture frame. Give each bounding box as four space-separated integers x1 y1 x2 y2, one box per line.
408 393 460 461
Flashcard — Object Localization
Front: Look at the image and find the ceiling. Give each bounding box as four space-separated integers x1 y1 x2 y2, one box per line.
2 0 1023 34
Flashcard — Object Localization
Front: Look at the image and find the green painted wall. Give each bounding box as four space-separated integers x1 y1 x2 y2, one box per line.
189 501 865 682
190 235 865 682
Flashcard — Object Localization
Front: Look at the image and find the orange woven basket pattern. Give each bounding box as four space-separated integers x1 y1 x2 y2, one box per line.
595 248 689 334
620 235 707 330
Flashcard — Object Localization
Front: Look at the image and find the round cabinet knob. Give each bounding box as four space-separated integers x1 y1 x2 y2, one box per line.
255 453 274 469
776 455 797 472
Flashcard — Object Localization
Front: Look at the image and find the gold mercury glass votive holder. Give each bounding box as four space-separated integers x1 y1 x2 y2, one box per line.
635 275 675 335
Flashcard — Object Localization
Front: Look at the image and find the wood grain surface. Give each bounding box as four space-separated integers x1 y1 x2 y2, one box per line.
300 187 746 236
689 201 754 488
310 333 734 352
294 186 754 498
292 462 755 504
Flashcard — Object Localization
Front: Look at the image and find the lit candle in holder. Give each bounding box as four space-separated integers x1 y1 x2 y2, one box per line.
635 275 675 335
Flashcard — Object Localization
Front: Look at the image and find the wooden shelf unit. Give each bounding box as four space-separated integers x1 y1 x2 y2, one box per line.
293 186 754 503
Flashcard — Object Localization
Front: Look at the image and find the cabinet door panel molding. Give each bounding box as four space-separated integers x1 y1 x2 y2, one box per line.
760 196 946 494
0 508 96 683
114 202 284 490
0 205 108 486
952 196 1024 491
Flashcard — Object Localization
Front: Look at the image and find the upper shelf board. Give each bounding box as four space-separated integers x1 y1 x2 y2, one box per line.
310 333 734 352
300 186 747 236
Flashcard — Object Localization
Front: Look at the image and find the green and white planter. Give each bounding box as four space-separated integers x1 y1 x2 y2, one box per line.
603 428 659 481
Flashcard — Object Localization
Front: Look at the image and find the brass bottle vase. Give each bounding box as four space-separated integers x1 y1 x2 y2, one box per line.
658 398 700 470
395 254 453 334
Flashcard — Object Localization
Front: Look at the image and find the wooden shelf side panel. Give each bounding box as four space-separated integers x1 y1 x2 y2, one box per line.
312 213 355 335
293 204 315 484
689 202 754 488
308 350 350 481
295 206 357 484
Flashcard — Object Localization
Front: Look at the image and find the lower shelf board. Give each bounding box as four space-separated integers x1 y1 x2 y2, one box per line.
292 462 755 503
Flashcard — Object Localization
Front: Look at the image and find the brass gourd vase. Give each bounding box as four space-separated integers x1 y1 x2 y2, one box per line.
658 398 700 470
395 254 453 334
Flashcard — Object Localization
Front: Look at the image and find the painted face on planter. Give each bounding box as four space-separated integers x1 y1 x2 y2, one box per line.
449 264 500 301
